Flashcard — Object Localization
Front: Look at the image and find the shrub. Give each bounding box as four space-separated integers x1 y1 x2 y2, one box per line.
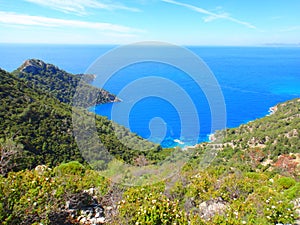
276 177 296 190
54 161 86 176
118 185 188 224
284 182 300 200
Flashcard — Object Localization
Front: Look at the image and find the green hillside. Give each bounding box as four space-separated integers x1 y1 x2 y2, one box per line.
0 68 161 171
0 97 299 224
209 98 300 174
0 61 299 224
13 59 118 106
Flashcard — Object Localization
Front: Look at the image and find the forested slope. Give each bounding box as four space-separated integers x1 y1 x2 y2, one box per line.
13 59 118 106
0 68 160 170
209 98 300 174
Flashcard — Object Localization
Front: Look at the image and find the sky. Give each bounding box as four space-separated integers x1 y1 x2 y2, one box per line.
0 0 299 45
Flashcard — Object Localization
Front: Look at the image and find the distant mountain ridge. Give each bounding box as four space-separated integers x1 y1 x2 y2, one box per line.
13 59 119 106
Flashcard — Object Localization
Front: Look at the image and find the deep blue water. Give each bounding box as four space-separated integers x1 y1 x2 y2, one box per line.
1 44 299 148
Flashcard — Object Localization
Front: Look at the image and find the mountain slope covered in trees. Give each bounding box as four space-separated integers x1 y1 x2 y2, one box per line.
206 98 300 174
13 59 118 106
0 66 161 171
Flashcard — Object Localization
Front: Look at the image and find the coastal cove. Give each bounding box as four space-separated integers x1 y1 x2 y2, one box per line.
2 1 300 223
1 45 300 147
90 46 300 148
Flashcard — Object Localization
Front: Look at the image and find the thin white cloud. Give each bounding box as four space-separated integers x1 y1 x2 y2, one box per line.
0 11 143 33
24 0 141 15
162 0 256 29
280 26 300 32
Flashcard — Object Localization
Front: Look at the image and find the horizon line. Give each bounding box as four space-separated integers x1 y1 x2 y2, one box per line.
0 42 299 48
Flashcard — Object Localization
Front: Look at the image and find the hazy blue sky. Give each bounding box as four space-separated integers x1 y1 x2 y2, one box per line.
0 0 299 45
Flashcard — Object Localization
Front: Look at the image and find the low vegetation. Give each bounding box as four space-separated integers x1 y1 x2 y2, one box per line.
0 61 299 224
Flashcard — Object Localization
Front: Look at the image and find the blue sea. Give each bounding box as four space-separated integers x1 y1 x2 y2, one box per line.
1 44 300 148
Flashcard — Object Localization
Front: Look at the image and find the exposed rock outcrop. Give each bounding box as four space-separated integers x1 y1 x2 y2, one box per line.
19 59 58 75
198 197 228 220
65 188 106 224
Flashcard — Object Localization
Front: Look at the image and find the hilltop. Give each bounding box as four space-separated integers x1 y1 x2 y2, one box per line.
13 59 119 106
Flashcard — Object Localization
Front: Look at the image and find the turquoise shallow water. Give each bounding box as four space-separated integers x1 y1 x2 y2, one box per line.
1 45 300 147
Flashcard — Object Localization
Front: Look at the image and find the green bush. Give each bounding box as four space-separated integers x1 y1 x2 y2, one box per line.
54 161 86 176
276 177 296 189
284 182 300 200
0 165 109 224
118 185 188 224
